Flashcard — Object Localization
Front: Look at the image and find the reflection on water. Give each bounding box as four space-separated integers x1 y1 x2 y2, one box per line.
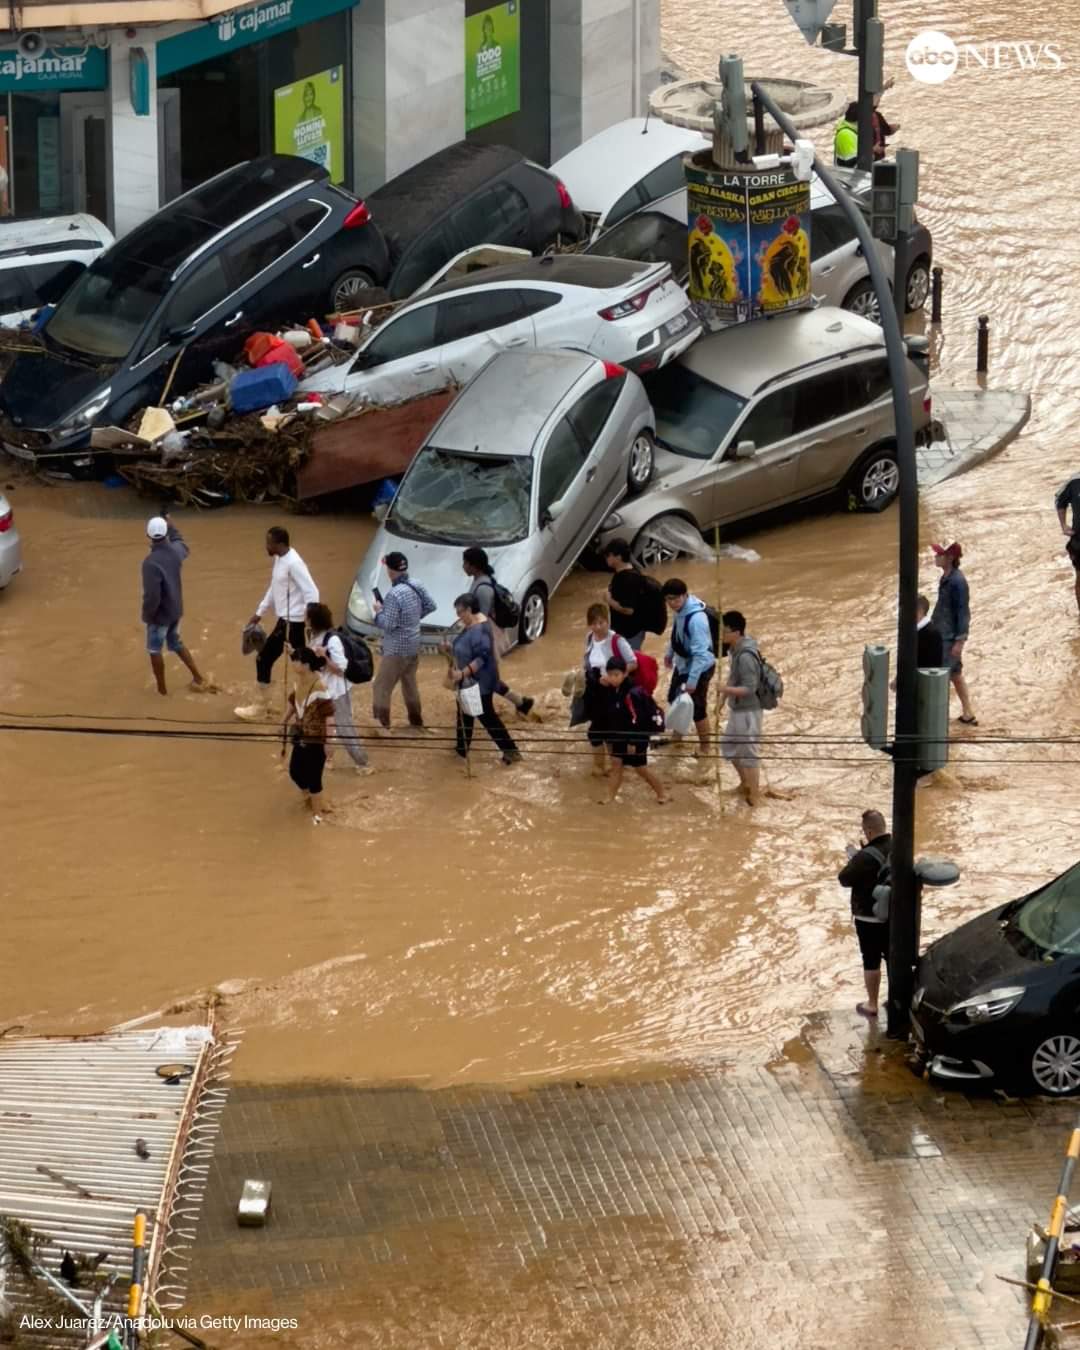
2 0 1080 1090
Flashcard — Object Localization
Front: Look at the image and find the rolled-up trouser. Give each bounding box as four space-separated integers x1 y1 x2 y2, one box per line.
256 619 306 686
372 652 423 727
332 691 368 766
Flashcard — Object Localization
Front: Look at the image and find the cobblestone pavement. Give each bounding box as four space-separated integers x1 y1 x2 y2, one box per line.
918 387 1031 489
183 1015 1079 1350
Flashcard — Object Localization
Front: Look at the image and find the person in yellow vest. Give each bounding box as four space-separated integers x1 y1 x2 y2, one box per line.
834 102 859 168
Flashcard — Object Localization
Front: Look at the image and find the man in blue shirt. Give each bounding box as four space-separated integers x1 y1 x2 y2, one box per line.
661 578 716 755
141 514 207 696
930 541 976 725
372 550 437 729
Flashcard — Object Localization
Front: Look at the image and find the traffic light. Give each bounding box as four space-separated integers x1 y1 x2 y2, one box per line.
896 147 920 235
915 667 950 775
870 159 898 241
861 644 890 750
718 53 749 158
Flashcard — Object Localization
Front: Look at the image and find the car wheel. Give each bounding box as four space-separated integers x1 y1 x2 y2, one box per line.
627 430 655 495
906 256 931 312
518 585 547 645
631 514 687 567
846 447 899 512
1030 1032 1080 1096
330 268 377 312
842 279 881 325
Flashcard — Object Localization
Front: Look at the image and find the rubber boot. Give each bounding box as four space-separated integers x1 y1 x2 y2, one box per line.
234 683 272 722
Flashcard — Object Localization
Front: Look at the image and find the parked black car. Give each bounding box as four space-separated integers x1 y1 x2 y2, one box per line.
912 862 1080 1096
351 141 585 304
0 155 387 472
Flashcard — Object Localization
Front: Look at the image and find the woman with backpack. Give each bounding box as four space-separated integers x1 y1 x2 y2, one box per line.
598 657 668 804
282 646 338 822
462 547 536 719
306 602 369 771
582 603 638 776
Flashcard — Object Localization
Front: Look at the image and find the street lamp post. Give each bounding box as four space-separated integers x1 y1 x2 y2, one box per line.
750 80 920 1039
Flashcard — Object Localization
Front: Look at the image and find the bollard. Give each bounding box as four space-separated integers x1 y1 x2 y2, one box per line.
930 265 943 324
976 315 989 373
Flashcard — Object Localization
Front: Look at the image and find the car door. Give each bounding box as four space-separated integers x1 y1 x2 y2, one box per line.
434 288 536 387
339 300 444 401
565 374 630 534
810 204 863 307
535 413 591 574
788 364 874 496
220 199 333 332
710 383 801 524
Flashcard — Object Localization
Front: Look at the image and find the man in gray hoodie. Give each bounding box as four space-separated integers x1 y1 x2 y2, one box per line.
141 513 207 696
719 610 762 806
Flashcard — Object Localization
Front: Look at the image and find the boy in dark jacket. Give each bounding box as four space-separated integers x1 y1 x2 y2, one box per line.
599 657 668 804
837 809 892 1019
141 513 207 696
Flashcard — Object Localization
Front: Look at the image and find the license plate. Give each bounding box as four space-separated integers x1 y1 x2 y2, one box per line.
666 311 690 336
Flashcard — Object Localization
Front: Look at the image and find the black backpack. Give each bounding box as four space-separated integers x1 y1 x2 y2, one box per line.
332 628 373 684
478 576 520 629
640 573 668 635
671 603 719 658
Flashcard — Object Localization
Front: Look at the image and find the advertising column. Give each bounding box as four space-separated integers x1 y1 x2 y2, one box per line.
685 157 810 327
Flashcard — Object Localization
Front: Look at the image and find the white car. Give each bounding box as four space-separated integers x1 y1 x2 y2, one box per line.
550 117 709 240
0 491 22 589
299 254 702 401
0 213 114 329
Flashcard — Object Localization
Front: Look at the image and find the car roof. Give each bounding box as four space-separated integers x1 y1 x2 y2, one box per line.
682 307 887 398
0 213 113 259
369 142 525 257
426 252 654 296
550 118 709 212
431 350 599 456
112 155 328 275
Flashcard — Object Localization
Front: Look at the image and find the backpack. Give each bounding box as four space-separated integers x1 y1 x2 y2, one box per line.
478 576 520 629
754 651 784 710
862 844 891 921
671 603 719 659
331 628 374 684
624 686 665 736
631 650 659 697
640 574 668 636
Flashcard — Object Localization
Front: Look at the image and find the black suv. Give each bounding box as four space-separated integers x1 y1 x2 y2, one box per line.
0 155 388 471
344 141 584 305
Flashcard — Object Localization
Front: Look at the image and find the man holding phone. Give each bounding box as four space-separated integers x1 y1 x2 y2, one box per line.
372 551 437 730
837 809 892 1019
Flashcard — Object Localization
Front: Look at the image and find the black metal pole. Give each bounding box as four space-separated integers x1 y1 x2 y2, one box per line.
753 93 766 155
855 0 876 171
930 265 943 323
892 229 908 332
750 80 920 1039
976 314 989 372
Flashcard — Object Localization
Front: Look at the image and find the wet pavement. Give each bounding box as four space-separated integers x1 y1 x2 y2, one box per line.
182 1015 1077 1350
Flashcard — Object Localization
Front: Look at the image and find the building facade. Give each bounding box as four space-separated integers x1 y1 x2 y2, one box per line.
0 0 659 236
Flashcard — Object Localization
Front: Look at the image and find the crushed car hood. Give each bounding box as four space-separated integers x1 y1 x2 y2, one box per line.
1 350 111 429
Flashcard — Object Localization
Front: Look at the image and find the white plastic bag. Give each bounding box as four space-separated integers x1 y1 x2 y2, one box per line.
458 682 484 718
665 690 695 737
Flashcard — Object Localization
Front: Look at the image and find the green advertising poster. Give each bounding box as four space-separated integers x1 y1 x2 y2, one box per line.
274 65 345 183
465 1 520 132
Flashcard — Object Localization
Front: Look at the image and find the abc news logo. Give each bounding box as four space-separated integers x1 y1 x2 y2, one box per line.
906 29 1065 84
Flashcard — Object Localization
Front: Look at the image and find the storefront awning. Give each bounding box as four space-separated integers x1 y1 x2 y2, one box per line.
0 0 260 32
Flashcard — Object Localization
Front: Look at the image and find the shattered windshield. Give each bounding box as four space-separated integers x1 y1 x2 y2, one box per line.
46 259 169 360
1013 865 1080 956
388 447 533 545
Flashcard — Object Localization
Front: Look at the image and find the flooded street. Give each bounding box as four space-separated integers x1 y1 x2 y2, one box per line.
3 3 1079 1096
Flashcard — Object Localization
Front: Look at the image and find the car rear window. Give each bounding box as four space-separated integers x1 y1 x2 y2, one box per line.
644 363 747 460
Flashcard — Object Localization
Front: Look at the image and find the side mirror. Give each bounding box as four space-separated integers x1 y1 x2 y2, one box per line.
542 499 566 526
855 244 863 257
733 440 756 460
167 322 198 344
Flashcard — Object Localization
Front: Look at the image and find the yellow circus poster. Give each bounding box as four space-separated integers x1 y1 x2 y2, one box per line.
685 159 810 323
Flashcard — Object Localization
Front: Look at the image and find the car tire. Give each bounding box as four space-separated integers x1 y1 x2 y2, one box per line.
631 513 692 568
627 430 655 495
905 255 932 312
518 584 548 645
330 268 378 312
1026 1031 1080 1096
842 279 882 325
845 446 899 512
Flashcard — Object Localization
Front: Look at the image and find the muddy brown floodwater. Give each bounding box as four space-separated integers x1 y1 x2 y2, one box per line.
2 0 1080 1101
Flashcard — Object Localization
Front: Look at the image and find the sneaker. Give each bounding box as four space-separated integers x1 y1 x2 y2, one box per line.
502 750 523 766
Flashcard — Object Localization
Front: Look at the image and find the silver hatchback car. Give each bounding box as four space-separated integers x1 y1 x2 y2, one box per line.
597 307 932 565
345 348 655 645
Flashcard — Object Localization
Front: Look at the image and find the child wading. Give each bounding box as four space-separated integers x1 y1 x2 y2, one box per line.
282 647 336 822
599 657 668 804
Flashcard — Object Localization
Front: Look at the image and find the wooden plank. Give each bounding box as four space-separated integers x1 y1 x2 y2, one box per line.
296 390 456 500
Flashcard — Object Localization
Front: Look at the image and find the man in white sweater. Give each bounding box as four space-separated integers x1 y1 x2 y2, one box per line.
235 525 319 721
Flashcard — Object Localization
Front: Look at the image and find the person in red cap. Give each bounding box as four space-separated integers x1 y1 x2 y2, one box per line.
930 542 976 725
